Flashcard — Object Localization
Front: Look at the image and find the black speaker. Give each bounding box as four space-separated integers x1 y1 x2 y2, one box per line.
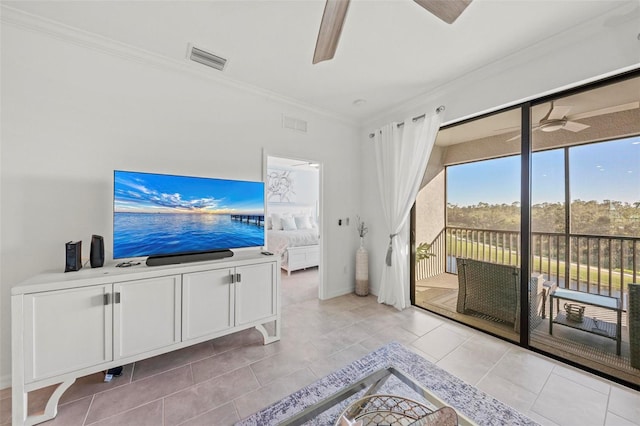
65 241 82 272
90 235 105 268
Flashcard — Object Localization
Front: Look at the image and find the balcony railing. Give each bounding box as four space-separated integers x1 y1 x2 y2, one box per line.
415 229 446 280
417 226 639 304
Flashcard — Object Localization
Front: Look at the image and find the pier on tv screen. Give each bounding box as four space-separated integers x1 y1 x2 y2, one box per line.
113 170 265 259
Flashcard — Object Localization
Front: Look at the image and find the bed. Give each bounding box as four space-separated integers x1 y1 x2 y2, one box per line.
266 209 320 275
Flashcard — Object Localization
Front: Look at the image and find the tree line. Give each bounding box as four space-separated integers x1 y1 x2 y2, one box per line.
447 200 640 237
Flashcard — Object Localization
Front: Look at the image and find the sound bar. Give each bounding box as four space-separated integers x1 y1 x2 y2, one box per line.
146 249 234 267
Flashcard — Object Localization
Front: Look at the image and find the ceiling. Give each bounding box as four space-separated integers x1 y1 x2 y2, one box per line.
2 0 637 123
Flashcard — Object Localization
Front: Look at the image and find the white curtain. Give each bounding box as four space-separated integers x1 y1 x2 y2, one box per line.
373 109 443 310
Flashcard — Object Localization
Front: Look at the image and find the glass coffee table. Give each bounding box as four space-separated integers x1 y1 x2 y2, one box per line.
277 367 474 426
236 342 539 426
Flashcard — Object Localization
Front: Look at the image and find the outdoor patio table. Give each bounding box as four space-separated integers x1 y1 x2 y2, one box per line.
549 288 622 355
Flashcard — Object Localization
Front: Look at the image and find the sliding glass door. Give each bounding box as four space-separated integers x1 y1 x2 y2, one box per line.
414 107 523 343
528 76 640 386
413 71 640 387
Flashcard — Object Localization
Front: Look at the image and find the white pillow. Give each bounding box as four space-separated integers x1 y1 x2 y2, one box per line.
294 215 312 230
271 213 283 230
282 216 298 231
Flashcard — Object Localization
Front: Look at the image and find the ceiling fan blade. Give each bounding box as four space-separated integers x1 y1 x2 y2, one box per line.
506 127 540 141
493 125 520 133
313 0 350 64
568 101 640 121
563 121 590 132
414 0 472 24
547 105 572 120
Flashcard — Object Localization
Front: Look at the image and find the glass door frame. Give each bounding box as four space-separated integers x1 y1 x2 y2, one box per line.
519 102 532 345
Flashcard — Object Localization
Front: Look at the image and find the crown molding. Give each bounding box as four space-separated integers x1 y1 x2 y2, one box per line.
362 1 640 130
0 5 358 128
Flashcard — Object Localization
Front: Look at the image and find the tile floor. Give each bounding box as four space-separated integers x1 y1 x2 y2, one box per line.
2 268 640 426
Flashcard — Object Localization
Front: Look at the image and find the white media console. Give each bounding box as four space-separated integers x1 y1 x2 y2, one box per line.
11 252 280 426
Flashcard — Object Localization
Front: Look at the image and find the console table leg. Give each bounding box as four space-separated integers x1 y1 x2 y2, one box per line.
255 319 280 345
11 385 27 426
23 379 76 426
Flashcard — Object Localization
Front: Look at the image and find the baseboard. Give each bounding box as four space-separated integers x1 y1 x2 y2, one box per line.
0 373 11 390
323 283 380 300
324 286 355 300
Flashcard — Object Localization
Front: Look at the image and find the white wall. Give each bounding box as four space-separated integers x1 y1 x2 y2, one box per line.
360 5 640 299
0 23 361 387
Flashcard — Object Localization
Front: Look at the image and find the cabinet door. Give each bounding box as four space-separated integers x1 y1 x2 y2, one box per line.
235 262 277 326
182 268 234 341
114 275 181 360
23 285 113 383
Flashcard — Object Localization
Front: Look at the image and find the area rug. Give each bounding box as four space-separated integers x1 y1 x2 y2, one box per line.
236 342 538 426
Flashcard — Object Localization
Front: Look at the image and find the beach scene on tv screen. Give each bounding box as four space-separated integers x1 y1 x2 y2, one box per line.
114 171 265 259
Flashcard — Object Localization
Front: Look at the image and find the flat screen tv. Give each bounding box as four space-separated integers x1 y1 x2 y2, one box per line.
113 170 265 263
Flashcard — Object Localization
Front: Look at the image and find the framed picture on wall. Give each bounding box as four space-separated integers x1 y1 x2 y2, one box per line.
267 170 296 203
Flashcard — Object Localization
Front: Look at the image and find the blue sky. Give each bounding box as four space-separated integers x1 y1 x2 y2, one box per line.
114 171 265 214
447 136 640 206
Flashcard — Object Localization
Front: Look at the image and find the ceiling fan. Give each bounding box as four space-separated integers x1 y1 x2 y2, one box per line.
535 101 590 132
505 101 640 141
313 0 472 64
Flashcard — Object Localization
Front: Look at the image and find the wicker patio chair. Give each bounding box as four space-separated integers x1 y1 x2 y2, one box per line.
456 258 544 333
456 258 519 329
629 283 640 369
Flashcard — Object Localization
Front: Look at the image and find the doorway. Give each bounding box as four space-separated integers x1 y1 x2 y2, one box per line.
265 155 323 304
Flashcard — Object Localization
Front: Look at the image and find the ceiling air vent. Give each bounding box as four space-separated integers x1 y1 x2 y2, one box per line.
188 45 227 71
283 115 308 133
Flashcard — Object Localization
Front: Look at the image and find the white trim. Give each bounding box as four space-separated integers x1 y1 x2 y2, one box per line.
0 5 357 128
